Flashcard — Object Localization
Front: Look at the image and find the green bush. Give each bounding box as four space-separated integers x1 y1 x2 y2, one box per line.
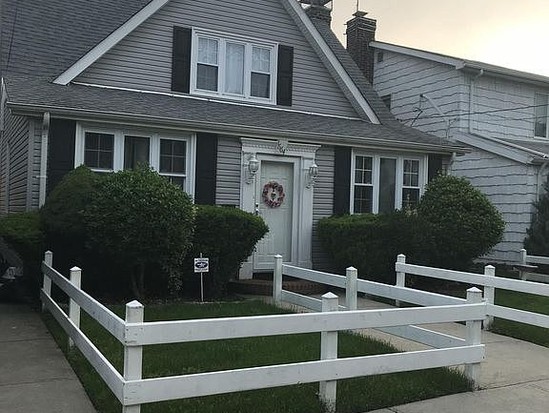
85 166 195 299
524 176 549 255
184 205 268 298
40 166 103 279
318 211 422 283
0 211 44 299
417 175 505 270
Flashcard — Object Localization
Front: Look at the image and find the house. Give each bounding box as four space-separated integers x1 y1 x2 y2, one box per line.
346 11 549 264
0 0 464 278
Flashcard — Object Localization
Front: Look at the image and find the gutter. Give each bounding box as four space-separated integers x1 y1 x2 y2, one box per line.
468 69 484 134
7 102 466 154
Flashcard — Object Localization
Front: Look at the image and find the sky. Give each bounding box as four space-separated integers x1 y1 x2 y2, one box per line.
329 0 549 77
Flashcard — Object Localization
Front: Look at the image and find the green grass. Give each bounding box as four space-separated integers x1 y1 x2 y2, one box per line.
44 300 471 413
491 289 549 347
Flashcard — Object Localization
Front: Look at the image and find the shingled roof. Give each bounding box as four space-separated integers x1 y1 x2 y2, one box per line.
1 0 466 153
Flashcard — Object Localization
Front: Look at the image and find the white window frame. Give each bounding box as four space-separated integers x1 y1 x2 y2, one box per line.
190 28 278 104
75 123 196 196
350 151 428 214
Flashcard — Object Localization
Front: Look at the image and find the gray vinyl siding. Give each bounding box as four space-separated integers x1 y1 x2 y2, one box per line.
451 149 538 263
373 50 467 139
76 0 358 118
312 145 334 271
1 109 30 213
215 135 241 206
472 76 539 140
28 118 42 209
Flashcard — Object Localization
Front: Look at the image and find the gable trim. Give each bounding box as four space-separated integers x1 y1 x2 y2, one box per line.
281 0 380 124
54 0 170 85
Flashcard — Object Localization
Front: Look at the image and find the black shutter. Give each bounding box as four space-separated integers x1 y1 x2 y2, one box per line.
47 119 76 195
333 146 351 215
194 133 218 205
427 154 444 182
172 27 192 93
277 45 293 106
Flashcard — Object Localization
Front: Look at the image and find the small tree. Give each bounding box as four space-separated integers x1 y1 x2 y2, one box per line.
524 176 549 255
417 175 505 270
85 167 195 298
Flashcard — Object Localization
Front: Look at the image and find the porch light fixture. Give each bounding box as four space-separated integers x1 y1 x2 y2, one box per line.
246 154 259 184
307 162 318 188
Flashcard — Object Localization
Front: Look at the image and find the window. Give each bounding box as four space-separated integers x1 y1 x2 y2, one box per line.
351 153 426 214
534 92 548 138
84 132 114 170
75 124 195 194
191 29 277 103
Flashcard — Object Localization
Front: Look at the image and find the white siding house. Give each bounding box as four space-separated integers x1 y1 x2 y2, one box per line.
346 12 549 263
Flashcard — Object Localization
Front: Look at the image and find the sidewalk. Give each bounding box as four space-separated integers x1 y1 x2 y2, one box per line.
0 303 96 413
356 297 549 413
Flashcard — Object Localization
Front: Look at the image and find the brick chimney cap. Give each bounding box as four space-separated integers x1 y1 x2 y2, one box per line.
353 10 368 18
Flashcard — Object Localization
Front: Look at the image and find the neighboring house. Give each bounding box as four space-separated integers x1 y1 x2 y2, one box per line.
346 11 549 264
0 0 464 278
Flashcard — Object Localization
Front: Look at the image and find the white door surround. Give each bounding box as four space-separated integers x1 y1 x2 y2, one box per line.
240 138 320 279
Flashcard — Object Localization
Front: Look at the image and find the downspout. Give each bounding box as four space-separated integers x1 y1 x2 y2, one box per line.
38 112 50 207
468 69 484 134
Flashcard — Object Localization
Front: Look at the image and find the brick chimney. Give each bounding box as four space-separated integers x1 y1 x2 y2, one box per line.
346 11 377 84
300 0 333 25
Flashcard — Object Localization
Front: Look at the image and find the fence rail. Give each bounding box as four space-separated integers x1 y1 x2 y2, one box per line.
41 251 486 413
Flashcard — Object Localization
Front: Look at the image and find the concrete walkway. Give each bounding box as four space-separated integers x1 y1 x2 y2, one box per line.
0 304 96 413
356 297 549 413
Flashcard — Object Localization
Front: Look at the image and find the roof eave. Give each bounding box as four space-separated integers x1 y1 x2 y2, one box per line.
8 101 463 154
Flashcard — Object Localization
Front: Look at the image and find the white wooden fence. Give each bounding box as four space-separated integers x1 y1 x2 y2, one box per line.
517 248 549 283
41 251 485 413
395 254 549 331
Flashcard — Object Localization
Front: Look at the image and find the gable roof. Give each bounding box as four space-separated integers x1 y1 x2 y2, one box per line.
1 0 466 155
1 0 152 79
372 41 549 87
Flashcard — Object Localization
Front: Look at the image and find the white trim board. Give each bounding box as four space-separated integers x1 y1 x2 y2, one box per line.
54 0 170 85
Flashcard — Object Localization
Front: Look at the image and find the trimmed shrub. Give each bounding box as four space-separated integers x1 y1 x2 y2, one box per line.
0 212 44 299
318 211 422 284
85 167 195 299
417 175 505 270
524 176 549 255
40 166 103 279
184 205 269 298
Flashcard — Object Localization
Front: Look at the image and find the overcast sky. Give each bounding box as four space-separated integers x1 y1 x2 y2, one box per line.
330 0 549 77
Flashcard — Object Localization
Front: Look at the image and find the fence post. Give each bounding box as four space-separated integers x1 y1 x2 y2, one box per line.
273 254 283 303
483 265 495 330
42 251 53 312
395 254 406 307
345 267 358 311
520 248 528 280
68 267 82 349
123 300 144 413
319 292 338 413
465 287 483 388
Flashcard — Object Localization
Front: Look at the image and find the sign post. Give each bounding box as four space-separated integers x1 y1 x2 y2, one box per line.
193 254 209 302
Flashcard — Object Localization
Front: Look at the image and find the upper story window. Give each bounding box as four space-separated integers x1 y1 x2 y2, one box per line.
534 92 548 138
351 153 426 214
191 29 277 104
75 124 195 194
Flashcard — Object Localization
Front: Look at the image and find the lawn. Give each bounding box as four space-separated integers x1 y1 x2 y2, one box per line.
492 289 549 347
44 300 471 413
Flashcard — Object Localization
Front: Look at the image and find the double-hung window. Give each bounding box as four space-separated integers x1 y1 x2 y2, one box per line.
75 124 195 194
351 153 426 214
534 92 548 138
192 29 277 103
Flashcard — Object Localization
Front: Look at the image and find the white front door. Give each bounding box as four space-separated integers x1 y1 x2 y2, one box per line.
254 160 296 270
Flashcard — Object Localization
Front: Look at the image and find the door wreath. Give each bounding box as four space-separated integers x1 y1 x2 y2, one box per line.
262 181 285 208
